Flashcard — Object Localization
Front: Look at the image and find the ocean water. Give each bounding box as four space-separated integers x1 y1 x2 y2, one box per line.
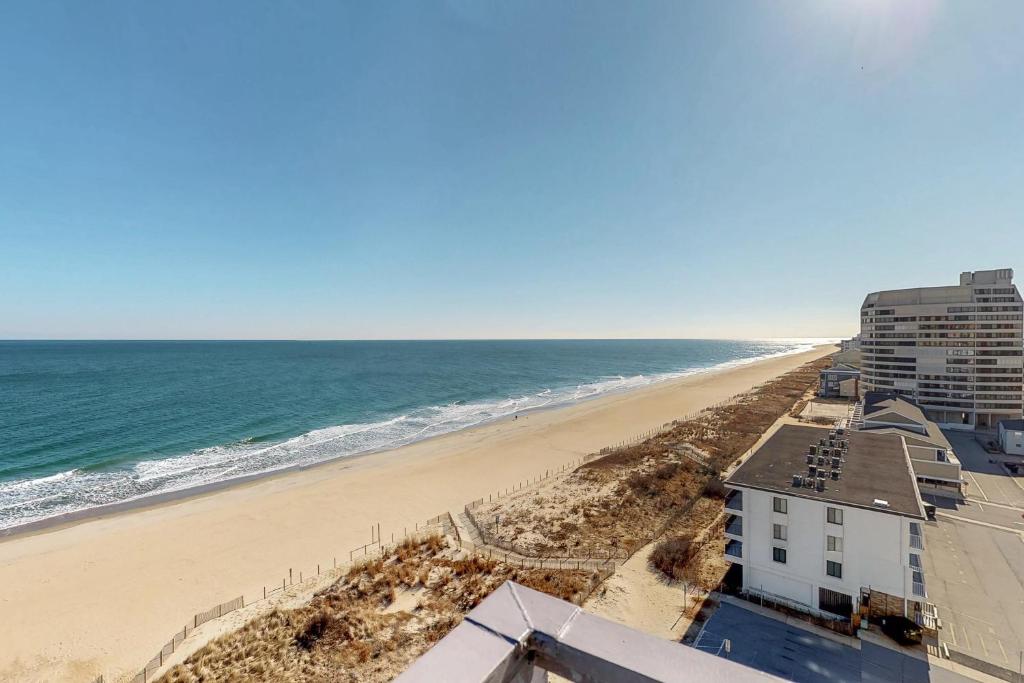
0 339 824 530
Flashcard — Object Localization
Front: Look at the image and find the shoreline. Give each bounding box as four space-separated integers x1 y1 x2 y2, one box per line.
0 344 834 683
0 342 824 541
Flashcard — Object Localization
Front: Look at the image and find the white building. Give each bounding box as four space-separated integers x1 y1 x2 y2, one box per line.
998 419 1024 456
724 424 927 622
860 268 1024 429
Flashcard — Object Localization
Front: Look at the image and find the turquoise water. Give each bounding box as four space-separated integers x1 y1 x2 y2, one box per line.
0 339 821 529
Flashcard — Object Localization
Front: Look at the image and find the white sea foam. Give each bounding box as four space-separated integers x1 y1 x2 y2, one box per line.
0 340 833 530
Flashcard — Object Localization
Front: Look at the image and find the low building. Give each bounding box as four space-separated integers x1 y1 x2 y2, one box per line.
819 363 860 398
998 419 1024 456
723 424 927 624
840 335 861 352
858 392 963 498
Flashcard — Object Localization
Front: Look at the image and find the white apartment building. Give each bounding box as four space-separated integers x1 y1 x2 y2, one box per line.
860 268 1024 429
724 424 927 622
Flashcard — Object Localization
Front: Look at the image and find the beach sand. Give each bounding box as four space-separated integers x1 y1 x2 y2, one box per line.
0 344 832 682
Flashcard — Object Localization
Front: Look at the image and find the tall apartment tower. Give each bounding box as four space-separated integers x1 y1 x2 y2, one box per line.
861 268 1024 429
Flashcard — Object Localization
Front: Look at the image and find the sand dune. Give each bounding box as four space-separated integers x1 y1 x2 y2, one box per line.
0 344 832 682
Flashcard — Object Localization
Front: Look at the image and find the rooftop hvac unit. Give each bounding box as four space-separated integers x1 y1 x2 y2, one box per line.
831 457 841 468
817 456 826 466
808 465 817 477
820 438 827 447
837 428 846 436
809 445 818 455
806 454 814 464
816 478 826 492
793 474 803 487
831 469 840 480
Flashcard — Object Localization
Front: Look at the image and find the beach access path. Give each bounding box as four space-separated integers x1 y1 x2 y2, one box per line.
0 344 832 683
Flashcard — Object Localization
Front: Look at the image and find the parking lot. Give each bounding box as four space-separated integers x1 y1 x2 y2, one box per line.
946 432 1024 508
695 602 974 682
922 512 1024 675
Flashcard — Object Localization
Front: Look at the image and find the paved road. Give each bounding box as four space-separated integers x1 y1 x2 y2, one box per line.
697 603 974 682
947 432 1024 507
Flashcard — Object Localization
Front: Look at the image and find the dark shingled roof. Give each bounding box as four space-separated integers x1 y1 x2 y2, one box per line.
726 424 923 518
862 393 928 427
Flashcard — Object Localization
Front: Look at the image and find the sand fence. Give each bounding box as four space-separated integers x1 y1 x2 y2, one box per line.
111 514 454 683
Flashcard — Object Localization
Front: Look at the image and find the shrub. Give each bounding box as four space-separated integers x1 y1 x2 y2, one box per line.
649 534 695 580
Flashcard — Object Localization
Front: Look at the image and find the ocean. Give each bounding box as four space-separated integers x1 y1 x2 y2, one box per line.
0 339 824 530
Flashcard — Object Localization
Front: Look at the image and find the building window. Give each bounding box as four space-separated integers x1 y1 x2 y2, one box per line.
773 524 787 541
909 522 921 535
773 547 787 564
827 507 843 525
909 553 921 568
826 560 843 578
773 497 788 514
827 535 842 552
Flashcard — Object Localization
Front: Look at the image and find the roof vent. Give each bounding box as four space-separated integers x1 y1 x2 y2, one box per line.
873 498 890 508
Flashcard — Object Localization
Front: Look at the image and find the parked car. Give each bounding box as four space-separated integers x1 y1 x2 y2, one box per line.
880 616 923 645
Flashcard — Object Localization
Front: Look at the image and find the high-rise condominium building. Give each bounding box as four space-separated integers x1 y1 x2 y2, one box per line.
860 268 1024 429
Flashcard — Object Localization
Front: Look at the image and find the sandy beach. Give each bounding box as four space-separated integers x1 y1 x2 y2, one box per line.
0 344 832 683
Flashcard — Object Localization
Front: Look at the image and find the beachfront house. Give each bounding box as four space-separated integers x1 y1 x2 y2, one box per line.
722 424 928 626
818 363 860 399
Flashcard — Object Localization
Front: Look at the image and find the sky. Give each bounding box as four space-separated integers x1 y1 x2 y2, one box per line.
1 1 1022 340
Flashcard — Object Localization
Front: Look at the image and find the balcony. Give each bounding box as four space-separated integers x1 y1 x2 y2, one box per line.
725 489 743 512
725 515 743 537
725 539 743 560
395 581 770 683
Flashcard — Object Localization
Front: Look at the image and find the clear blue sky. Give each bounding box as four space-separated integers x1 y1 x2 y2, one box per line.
1 1 1022 339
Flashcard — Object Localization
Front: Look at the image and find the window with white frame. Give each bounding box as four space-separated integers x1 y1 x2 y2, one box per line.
773 547 787 564
773 523 787 541
826 560 842 578
827 507 843 525
827 535 842 552
773 497 788 514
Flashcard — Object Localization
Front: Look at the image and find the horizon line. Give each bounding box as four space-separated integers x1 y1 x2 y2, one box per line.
0 336 844 343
